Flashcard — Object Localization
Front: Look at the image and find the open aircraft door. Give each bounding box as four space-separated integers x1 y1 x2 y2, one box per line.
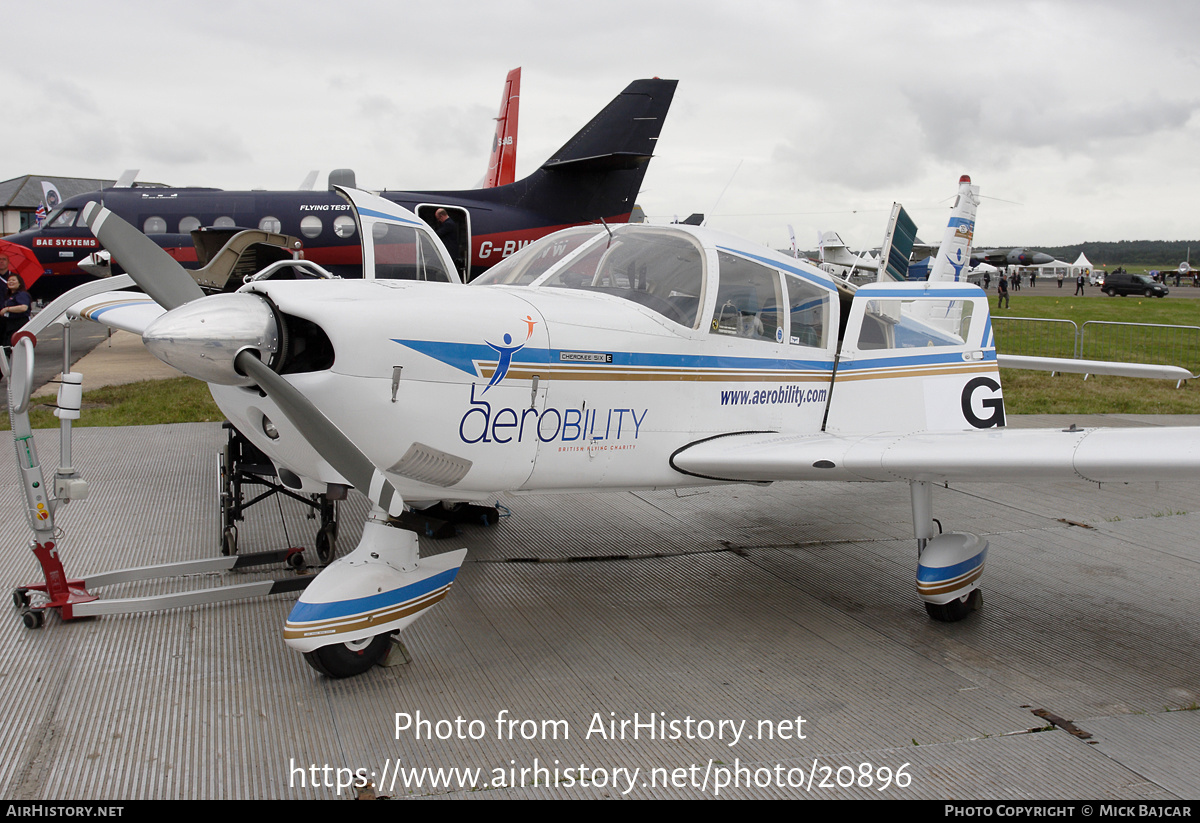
335 188 461 284
415 203 471 281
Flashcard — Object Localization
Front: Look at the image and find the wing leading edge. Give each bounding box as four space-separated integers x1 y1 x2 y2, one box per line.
670 427 1200 485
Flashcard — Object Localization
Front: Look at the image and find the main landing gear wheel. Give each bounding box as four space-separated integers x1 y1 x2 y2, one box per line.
315 523 337 564
303 633 392 678
222 526 238 557
925 589 982 622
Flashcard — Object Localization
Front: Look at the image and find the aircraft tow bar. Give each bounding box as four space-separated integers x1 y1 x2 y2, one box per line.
3 281 316 630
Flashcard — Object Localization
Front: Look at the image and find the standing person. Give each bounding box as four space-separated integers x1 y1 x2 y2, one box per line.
1 265 32 346
434 209 461 274
1057 270 1064 288
1074 272 1085 295
982 270 991 291
997 273 1009 309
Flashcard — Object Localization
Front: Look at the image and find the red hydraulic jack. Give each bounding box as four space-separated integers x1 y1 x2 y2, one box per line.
4 281 313 629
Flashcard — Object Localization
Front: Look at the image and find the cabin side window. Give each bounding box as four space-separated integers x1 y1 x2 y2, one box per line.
259 216 282 233
143 216 167 234
856 296 978 351
48 209 78 229
785 273 830 349
710 253 783 343
300 216 322 238
371 222 451 282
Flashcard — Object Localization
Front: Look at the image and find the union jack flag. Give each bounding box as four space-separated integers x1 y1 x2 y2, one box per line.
35 203 46 225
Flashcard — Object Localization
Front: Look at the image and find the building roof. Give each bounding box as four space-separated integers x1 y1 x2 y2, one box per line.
0 174 167 209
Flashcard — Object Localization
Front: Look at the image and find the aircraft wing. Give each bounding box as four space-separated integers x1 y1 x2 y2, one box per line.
670 427 1200 485
67 291 165 335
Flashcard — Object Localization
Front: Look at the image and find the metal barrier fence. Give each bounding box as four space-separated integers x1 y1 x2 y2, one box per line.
991 317 1079 359
992 317 1200 375
1080 321 1200 375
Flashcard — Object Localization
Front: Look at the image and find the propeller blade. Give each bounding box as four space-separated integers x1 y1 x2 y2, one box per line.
81 201 205 310
234 350 405 516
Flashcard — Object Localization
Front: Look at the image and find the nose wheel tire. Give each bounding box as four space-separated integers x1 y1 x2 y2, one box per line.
924 589 982 622
303 633 392 678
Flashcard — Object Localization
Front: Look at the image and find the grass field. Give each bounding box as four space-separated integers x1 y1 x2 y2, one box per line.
2 376 223 430
991 294 1199 413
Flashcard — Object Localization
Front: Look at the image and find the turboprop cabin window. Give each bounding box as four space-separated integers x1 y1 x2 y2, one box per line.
48 209 77 229
540 228 705 328
144 216 167 234
259 216 282 233
371 222 452 282
300 216 322 238
710 253 783 343
333 216 356 238
179 216 201 234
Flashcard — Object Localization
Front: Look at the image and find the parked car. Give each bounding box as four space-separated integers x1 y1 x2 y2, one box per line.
1102 273 1168 297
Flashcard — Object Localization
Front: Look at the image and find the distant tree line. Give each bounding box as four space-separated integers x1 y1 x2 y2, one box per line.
984 240 1200 267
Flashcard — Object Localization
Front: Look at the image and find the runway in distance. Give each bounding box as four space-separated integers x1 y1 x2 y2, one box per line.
11 175 1199 680
7 75 674 294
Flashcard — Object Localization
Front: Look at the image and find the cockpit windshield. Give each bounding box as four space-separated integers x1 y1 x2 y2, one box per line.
539 227 706 328
471 226 605 286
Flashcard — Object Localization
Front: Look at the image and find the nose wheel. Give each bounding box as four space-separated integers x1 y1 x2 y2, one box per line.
924 588 982 622
303 633 393 678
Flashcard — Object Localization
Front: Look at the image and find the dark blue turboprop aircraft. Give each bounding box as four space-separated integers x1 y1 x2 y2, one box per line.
9 78 677 296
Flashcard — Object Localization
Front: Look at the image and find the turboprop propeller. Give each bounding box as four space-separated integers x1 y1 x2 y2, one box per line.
80 200 463 678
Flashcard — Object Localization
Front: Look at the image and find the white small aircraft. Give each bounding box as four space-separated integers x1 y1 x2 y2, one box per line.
15 176 1200 679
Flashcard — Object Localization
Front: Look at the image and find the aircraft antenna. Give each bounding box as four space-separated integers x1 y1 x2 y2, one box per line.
598 217 614 248
704 159 743 227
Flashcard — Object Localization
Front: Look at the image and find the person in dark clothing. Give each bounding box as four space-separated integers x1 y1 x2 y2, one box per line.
434 209 461 271
996 274 1009 309
1 267 31 346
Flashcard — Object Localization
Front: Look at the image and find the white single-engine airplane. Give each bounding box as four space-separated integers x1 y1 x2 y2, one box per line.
14 177 1200 678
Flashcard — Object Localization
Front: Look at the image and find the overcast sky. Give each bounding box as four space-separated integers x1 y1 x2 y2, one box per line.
7 0 1200 251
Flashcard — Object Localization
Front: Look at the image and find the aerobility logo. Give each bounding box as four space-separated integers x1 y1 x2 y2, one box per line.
391 320 649 448
483 315 537 393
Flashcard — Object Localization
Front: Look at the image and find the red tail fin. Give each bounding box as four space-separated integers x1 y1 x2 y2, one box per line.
483 67 520 188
